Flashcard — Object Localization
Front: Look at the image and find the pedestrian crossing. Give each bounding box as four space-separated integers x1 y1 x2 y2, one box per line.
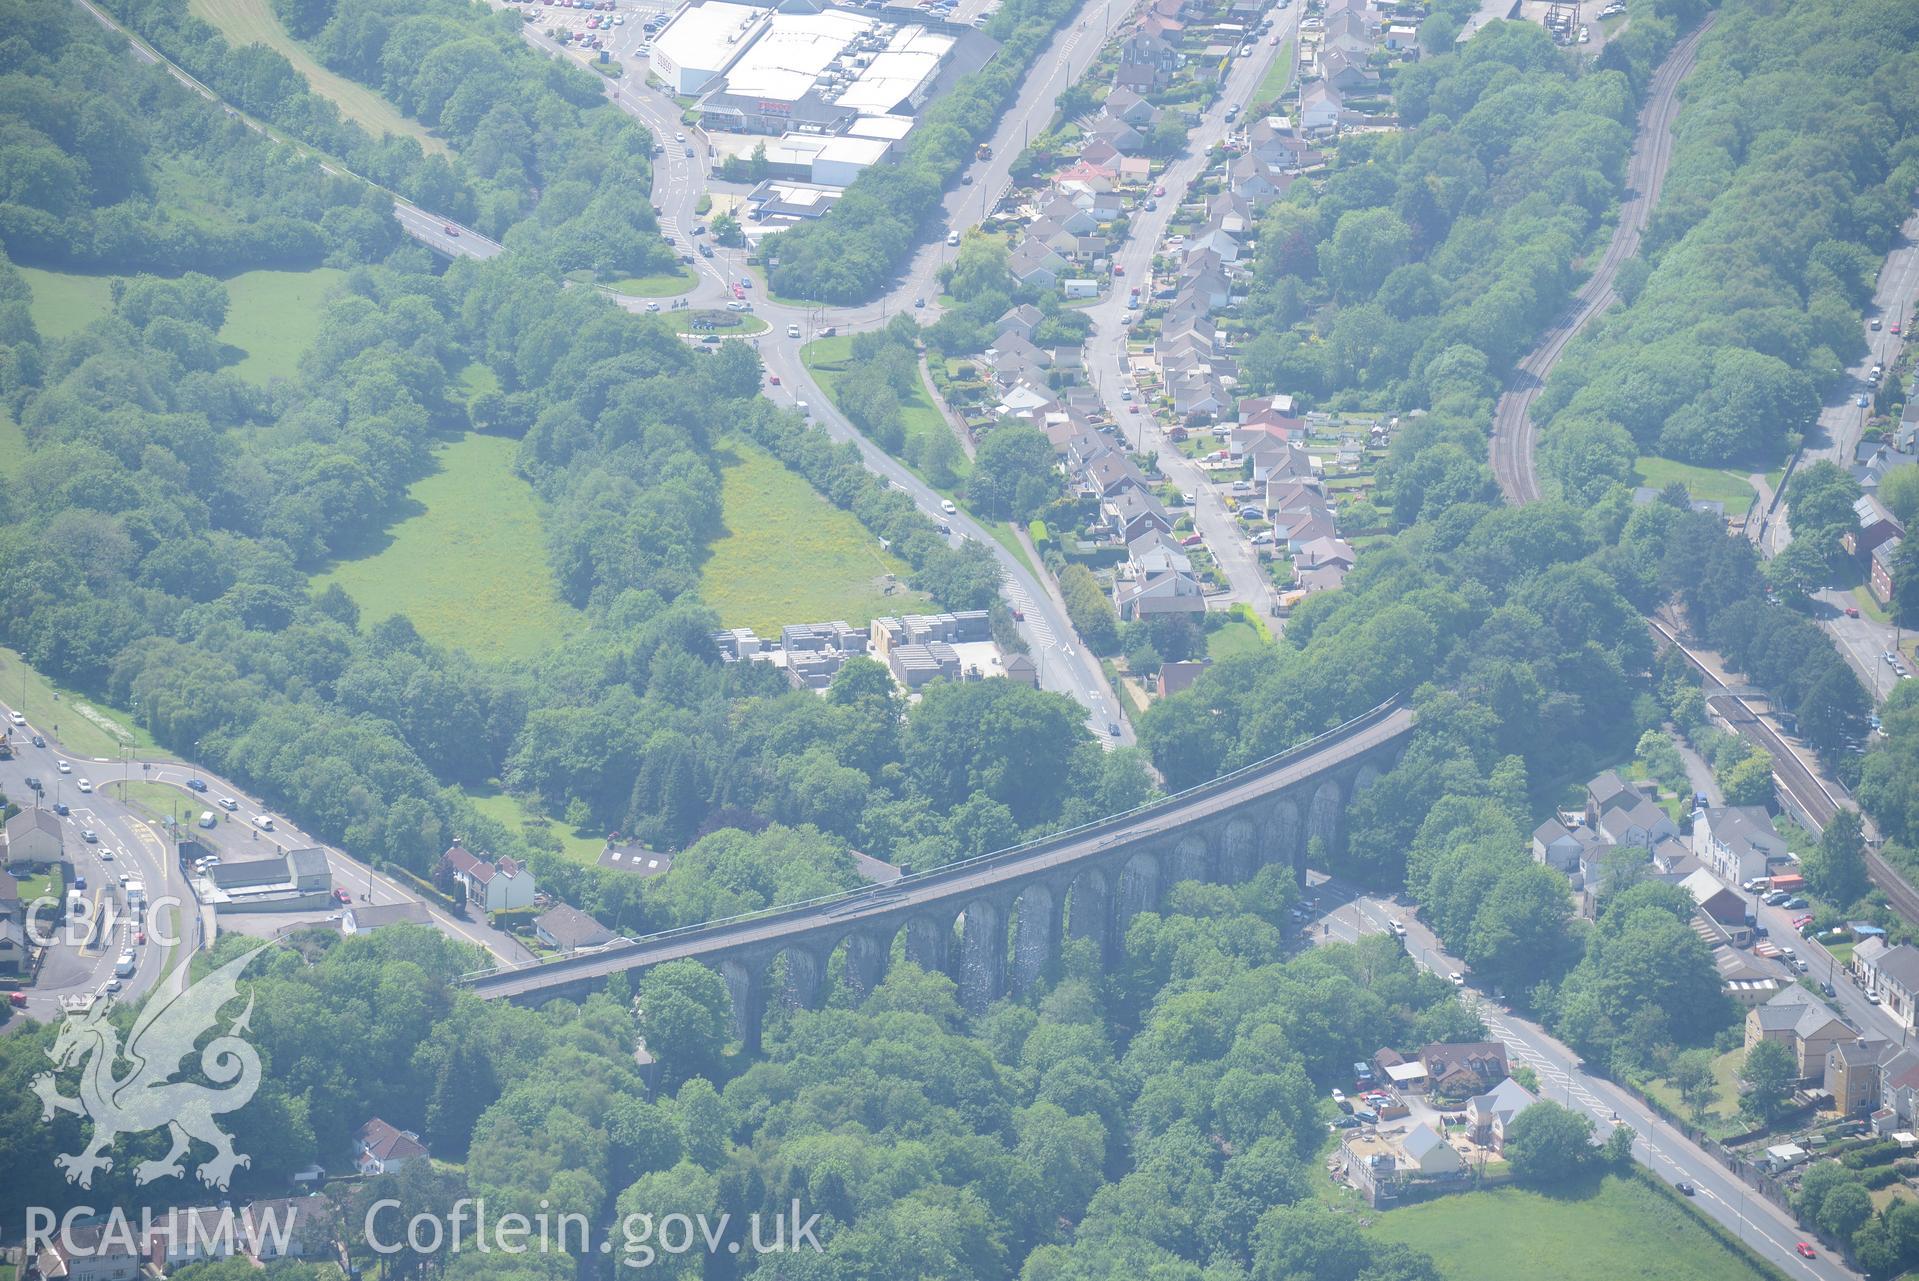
1000 575 1056 649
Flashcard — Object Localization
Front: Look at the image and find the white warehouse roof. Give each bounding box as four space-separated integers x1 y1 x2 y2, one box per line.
848 113 915 141
834 26 954 113
651 1 768 90
724 10 873 104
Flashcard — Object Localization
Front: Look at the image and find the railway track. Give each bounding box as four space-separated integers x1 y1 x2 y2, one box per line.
1490 16 1714 504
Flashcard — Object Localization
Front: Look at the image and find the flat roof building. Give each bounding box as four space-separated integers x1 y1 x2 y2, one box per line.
648 1 769 95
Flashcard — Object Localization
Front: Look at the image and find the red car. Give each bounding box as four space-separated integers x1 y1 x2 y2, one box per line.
1181 533 1204 546
1152 184 1166 197
1893 322 1903 334
1797 1243 1817 1259
1846 606 1861 618
1011 607 1025 621
333 887 351 904
768 374 781 385
1112 263 1124 275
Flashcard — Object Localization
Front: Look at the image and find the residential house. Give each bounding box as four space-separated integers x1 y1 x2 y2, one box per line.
1079 137 1123 170
1170 369 1228 420
1399 1123 1466 1176
1119 31 1181 85
534 903 616 954
1240 393 1302 428
355 1117 429 1176
242 1197 332 1261
1597 796 1678 851
1691 805 1787 887
3 805 63 869
1128 528 1195 577
1843 494 1905 562
1465 1076 1539 1149
1084 448 1148 499
1300 82 1344 135
1229 153 1290 205
1532 818 1602 875
1874 535 1902 606
146 1208 240 1271
1827 1039 1897 1116
1087 116 1146 155
1421 1042 1509 1098
1866 944 1919 1032
1004 653 1040 688
1181 265 1233 311
1115 570 1207 620
1680 867 1752 932
37 1224 142 1281
1105 487 1174 543
1745 987 1857 1079
1102 86 1160 128
600 840 675 879
1008 238 1067 290
996 303 1044 341
1186 227 1241 263
1584 770 1638 822
1321 46 1379 93
1321 4 1379 57
1157 658 1212 697
1207 191 1253 235
441 840 536 913
1247 117 1324 171
1293 536 1356 588
1877 1049 1919 1132
340 901 433 936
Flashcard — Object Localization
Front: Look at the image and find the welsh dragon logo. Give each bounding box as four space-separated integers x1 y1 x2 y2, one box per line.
31 943 271 1190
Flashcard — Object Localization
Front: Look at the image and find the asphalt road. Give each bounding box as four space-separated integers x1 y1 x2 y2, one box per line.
1080 19 1302 621
1 695 528 1028
1312 876 1857 1281
1489 15 1713 505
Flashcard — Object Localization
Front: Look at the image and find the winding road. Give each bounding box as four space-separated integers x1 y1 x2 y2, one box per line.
1489 15 1714 504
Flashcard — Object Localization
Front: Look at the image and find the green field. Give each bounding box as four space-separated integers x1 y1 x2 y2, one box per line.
1369 1176 1781 1281
311 434 584 662
700 440 929 635
0 647 157 762
18 267 344 382
466 786 605 867
802 336 971 484
18 267 115 339
607 269 697 297
186 0 446 152
1640 1048 1749 1138
220 268 347 381
105 779 203 828
1207 620 1266 660
1633 456 1762 512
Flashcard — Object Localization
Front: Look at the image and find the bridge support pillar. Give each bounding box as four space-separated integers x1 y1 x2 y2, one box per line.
1117 852 1160 926
841 929 889 1002
904 916 949 976
959 898 1007 1013
1067 871 1114 964
718 958 765 1056
1011 885 1062 997
780 947 826 1012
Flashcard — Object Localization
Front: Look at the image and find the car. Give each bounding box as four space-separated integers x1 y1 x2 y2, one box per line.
1269 31 1279 42
8 992 25 1008
101 850 113 861
187 777 207 792
1858 394 1871 407
1181 533 1205 547
82 830 98 844
1821 981 1837 997
1108 721 1122 737
787 324 802 338
1449 972 1465 987
135 930 146 945
31 734 44 747
7 710 23 725
692 224 706 236
914 297 926 309
334 888 352 904
1869 991 1884 1004
24 777 41 793
1895 322 1904 334
768 374 781 385
1144 197 1157 211
726 300 747 312
53 802 68 816
941 499 958 516
1331 1088 1347 1104
1797 1243 1817 1260
104 978 122 994
444 224 459 237
1152 184 1166 197
1791 914 1815 929
960 173 973 185
218 797 239 811
645 301 660 313
117 873 127 886
1848 606 1861 617
1330 1114 1360 1129
1784 895 1809 909
946 230 960 246
1674 1180 1694 1196
1873 318 1884 331
77 778 92 793
56 760 71 773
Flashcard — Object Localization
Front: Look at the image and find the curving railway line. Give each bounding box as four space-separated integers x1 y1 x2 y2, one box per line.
1490 16 1715 504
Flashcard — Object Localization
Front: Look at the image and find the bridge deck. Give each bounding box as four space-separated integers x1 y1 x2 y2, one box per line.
468 702 1415 1000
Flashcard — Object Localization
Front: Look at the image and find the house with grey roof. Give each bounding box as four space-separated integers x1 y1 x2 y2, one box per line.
1691 805 1786 887
1598 796 1678 851
535 903 617 954
1465 1077 1539 1149
1864 943 1919 1033
1745 986 1857 1079
2 806 63 869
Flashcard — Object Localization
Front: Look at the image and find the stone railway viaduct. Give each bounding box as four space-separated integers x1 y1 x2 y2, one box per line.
463 698 1415 1051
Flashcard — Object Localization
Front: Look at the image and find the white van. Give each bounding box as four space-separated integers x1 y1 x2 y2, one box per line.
946 230 960 247
941 499 957 516
198 811 217 829
796 400 810 418
253 814 276 832
786 323 801 338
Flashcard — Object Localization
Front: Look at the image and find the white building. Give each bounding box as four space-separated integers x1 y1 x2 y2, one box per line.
648 1 768 95
1692 805 1787 887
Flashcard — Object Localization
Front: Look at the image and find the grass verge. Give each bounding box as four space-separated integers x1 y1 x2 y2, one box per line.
699 439 930 635
605 268 697 297
311 434 584 663
1367 1173 1784 1281
186 0 447 152
1633 455 1762 511
0 647 156 761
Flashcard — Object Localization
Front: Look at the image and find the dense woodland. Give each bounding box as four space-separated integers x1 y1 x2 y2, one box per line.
1539 0 1919 481
4 0 1919 1274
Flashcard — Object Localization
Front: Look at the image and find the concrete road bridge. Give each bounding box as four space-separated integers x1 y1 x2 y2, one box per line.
462 698 1415 1048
